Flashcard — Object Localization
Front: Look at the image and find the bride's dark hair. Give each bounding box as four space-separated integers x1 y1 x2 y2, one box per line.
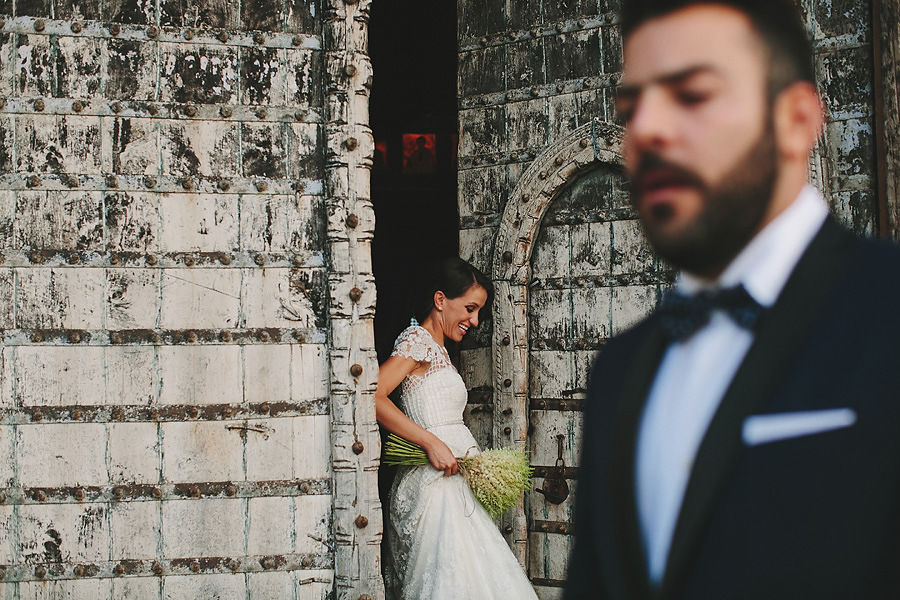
411 257 494 325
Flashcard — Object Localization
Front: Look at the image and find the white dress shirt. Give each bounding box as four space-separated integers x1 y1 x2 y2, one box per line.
635 185 829 584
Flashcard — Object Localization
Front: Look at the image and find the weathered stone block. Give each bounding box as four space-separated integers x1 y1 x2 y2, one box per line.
160 0 238 28
292 414 331 479
242 267 326 329
19 423 108 486
245 417 294 481
507 38 545 90
244 344 291 403
107 269 161 329
0 268 13 328
16 116 105 174
242 46 285 106
610 285 657 335
158 193 239 252
111 578 162 600
812 0 871 39
111 118 162 175
458 46 504 97
19 580 112 599
108 422 160 483
527 530 574 582
248 496 294 555
529 350 574 399
290 344 328 401
287 49 323 107
544 0 599 20
162 421 244 481
600 25 623 74
457 0 505 39
610 219 654 276
825 117 875 180
571 222 612 276
249 572 295 600
509 0 542 30
0 426 13 487
159 121 241 178
159 43 239 104
294 494 332 554
16 268 106 329
459 106 503 157
0 34 16 98
109 499 162 559
507 98 549 151
819 46 873 119
0 116 13 174
289 122 323 181
241 193 324 254
105 191 160 253
106 39 159 101
576 87 610 127
242 122 289 178
159 268 241 329
459 166 505 219
162 499 245 557
103 0 153 23
572 286 613 341
458 226 495 271
243 0 282 31
15 190 104 250
157 346 242 405
0 505 14 563
548 93 579 142
832 188 877 235
57 35 104 99
545 30 601 83
15 34 53 97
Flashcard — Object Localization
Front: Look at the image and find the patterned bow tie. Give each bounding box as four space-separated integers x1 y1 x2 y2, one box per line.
657 284 766 342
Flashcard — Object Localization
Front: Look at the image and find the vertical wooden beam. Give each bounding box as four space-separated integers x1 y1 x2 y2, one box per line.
874 0 900 239
324 1 384 599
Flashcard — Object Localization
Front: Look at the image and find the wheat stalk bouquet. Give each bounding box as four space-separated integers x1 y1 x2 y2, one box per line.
383 433 533 519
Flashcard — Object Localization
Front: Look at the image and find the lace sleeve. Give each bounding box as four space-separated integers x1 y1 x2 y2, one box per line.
391 326 438 363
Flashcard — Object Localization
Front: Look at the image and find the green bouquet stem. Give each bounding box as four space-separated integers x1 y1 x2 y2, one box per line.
383 433 533 520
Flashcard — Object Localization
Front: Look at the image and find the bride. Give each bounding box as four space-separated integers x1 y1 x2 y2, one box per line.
376 257 539 600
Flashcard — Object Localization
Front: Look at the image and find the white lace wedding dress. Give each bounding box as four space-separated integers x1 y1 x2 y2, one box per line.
384 325 539 600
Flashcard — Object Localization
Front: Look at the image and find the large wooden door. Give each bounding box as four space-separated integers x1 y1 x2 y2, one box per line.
490 121 671 599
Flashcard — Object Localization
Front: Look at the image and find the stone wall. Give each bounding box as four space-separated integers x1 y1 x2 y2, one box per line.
456 1 891 598
0 0 382 598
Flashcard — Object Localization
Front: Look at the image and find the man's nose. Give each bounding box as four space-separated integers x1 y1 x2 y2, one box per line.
627 90 677 150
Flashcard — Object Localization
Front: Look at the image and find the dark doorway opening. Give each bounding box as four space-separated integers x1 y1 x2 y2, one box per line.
369 0 459 363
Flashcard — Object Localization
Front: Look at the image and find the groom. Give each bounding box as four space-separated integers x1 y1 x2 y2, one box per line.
566 0 900 598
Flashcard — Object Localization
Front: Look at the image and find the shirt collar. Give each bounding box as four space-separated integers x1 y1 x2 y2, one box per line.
677 184 829 307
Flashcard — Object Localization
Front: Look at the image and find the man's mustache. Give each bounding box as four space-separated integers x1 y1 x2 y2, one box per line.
631 154 706 194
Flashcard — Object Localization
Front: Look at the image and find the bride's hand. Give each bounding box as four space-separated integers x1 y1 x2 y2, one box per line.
423 437 459 477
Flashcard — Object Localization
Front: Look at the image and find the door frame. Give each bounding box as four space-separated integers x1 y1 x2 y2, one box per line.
489 118 625 565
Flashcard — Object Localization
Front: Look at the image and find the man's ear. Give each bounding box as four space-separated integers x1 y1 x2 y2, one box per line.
773 81 825 161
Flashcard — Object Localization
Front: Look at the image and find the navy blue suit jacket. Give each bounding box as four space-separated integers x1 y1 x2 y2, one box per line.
565 218 900 599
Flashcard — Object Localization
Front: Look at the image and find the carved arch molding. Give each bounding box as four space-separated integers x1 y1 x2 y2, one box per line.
490 118 625 561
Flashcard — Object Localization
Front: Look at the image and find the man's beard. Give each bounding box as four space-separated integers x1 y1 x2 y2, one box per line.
631 123 778 277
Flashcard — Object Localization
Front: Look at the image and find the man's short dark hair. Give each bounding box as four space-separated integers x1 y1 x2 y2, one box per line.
621 0 816 98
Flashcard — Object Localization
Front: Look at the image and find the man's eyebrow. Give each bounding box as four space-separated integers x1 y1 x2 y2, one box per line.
617 64 722 98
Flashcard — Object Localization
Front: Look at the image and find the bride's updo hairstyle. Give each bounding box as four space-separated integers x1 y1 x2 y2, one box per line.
411 257 494 326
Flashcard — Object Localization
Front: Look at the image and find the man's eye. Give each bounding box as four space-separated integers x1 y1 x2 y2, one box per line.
677 90 710 106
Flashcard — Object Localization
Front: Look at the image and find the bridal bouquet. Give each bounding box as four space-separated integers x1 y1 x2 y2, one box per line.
383 433 532 519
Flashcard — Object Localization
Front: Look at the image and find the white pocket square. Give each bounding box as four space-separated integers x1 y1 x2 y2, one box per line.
742 408 857 447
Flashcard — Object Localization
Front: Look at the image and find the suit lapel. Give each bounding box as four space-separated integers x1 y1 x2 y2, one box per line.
609 320 668 600
660 218 857 596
